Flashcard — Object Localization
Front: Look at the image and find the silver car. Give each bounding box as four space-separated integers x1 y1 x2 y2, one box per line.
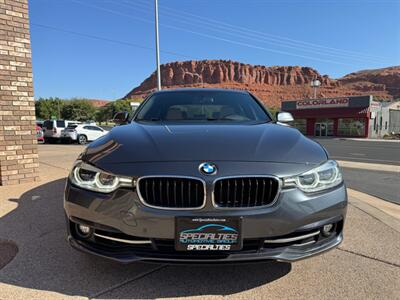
64 89 347 263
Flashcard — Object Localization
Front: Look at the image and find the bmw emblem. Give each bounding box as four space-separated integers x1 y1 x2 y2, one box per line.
199 162 217 175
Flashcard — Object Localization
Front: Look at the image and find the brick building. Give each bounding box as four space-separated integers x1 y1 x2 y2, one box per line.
281 95 400 138
0 0 39 185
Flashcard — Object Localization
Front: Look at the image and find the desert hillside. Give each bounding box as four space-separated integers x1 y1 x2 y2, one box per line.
125 60 399 107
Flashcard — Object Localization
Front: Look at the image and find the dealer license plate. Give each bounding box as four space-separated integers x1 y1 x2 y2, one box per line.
175 217 242 251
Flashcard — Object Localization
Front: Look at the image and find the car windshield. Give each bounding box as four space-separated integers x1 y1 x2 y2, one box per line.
135 90 271 123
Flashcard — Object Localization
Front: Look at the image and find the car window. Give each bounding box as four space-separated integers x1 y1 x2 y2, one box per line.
43 120 53 129
66 125 78 129
136 91 270 123
56 120 66 128
81 126 100 131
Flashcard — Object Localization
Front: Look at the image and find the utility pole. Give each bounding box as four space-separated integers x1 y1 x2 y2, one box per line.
154 0 161 90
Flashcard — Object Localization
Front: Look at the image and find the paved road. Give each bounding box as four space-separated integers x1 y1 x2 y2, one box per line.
342 168 400 205
313 138 400 165
313 139 400 204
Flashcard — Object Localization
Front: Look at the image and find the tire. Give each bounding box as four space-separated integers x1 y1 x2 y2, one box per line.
44 137 54 144
78 135 87 145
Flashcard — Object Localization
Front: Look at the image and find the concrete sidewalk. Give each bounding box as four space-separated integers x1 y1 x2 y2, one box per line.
337 160 400 172
337 138 400 143
0 145 399 299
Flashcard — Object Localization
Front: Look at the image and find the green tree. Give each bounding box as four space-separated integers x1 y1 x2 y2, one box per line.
61 99 96 121
35 97 64 120
35 97 144 123
95 106 110 124
95 99 140 123
111 99 135 115
268 107 280 121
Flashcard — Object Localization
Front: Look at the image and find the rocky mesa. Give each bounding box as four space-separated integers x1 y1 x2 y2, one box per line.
125 60 399 107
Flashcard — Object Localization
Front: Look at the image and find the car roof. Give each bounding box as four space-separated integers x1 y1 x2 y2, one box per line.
151 88 249 95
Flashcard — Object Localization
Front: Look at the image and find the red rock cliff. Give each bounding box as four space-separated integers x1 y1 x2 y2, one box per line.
125 60 398 107
339 66 400 99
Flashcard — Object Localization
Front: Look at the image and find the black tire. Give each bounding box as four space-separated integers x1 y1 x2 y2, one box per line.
44 137 54 144
78 135 87 145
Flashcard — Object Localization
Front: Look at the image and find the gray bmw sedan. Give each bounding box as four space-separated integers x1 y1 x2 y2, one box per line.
64 88 347 263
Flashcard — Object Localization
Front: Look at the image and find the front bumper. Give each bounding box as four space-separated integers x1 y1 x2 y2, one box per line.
68 229 343 263
61 133 77 142
64 177 347 263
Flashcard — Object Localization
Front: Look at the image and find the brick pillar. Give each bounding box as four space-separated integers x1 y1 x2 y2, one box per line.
0 0 39 185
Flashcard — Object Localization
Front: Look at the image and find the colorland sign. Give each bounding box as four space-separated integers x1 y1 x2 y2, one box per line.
296 98 350 109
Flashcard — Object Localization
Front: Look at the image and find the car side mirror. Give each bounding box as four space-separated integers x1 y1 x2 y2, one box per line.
277 112 294 124
113 112 129 125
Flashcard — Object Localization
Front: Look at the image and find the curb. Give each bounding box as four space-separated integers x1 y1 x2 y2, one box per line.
337 160 400 172
337 138 400 143
348 188 400 233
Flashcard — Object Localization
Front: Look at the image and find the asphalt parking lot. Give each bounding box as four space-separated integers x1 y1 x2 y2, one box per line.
0 144 399 299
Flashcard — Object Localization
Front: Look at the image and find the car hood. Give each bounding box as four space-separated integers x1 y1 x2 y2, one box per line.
83 122 327 168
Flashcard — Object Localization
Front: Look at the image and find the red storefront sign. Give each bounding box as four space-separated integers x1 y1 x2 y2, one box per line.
296 98 350 109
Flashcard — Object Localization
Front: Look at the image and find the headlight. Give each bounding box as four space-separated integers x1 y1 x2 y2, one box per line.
69 161 133 193
283 160 343 193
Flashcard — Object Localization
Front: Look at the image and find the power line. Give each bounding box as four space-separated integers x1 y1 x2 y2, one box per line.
32 22 398 98
178 0 400 6
119 0 386 64
40 0 395 63
31 22 332 82
33 1 398 89
31 23 195 59
126 0 389 62
196 0 399 3
68 0 359 66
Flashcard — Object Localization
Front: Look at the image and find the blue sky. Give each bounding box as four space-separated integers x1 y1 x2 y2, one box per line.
29 0 400 100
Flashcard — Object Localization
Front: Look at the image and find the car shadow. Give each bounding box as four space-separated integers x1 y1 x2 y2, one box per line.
0 179 291 298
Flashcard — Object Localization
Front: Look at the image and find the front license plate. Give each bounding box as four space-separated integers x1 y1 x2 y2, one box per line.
175 217 242 251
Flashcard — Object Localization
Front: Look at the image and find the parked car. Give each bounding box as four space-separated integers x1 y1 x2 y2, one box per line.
36 120 44 128
36 125 44 143
42 120 80 143
64 88 347 263
60 124 108 144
